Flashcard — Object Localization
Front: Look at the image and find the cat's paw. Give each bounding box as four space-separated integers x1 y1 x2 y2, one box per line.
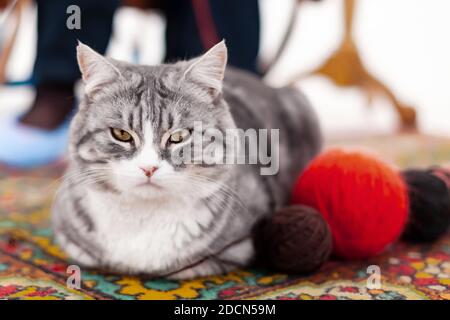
166 259 236 280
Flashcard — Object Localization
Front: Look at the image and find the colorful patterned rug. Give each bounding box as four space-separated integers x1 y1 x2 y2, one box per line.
0 134 449 300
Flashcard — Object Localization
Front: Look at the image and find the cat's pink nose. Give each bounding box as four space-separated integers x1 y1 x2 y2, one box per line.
140 166 158 178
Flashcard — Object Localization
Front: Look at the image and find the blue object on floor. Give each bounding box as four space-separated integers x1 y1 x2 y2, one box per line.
0 116 70 168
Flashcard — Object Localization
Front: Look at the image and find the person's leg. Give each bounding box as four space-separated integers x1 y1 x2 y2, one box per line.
21 0 119 129
209 0 260 74
0 0 119 167
164 0 260 75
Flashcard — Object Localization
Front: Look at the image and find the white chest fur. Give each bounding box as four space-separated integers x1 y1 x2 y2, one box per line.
84 189 216 273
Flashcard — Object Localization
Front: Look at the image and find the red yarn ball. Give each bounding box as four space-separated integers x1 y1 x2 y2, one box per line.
291 149 409 259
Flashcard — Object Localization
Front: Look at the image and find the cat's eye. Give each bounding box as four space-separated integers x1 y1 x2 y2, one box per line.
169 129 190 144
111 128 133 142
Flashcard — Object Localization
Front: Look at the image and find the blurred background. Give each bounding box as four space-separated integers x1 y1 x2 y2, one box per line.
1 0 450 139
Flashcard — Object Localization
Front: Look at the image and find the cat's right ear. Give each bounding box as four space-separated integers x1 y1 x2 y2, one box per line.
77 41 122 95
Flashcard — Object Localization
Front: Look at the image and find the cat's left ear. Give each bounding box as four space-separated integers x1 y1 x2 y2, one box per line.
184 40 228 99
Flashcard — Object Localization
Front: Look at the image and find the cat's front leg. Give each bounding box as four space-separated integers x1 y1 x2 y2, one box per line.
52 189 102 269
167 238 254 280
54 230 100 269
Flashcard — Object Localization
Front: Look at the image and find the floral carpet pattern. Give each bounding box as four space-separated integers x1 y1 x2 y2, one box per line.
0 135 449 300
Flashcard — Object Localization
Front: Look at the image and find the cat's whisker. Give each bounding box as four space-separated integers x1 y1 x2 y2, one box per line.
160 174 248 216
44 168 102 191
51 167 111 188
181 173 246 206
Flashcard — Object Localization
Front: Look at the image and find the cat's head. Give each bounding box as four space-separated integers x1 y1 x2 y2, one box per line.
70 41 237 201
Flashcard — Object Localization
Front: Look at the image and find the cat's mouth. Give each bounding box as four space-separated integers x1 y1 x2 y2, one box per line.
136 180 163 190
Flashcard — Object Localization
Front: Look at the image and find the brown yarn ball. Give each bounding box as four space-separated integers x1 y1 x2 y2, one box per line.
254 205 333 274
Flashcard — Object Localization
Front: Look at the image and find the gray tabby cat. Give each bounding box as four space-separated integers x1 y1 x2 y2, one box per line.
52 41 322 279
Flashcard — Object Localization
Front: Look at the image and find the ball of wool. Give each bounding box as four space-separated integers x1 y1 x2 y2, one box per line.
291 149 409 259
401 169 450 242
255 205 332 274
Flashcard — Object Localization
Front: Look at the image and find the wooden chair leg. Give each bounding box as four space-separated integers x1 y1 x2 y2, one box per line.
288 0 417 132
